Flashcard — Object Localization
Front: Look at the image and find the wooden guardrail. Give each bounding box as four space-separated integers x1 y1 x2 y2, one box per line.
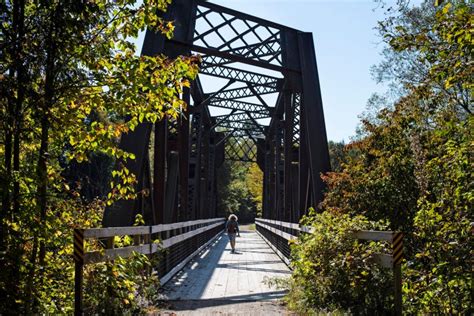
353 230 404 316
255 218 404 315
73 218 224 316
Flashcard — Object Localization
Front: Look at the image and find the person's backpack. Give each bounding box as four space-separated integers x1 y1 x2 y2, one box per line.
227 221 237 234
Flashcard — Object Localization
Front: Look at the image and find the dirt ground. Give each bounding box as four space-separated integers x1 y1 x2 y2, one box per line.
151 299 296 316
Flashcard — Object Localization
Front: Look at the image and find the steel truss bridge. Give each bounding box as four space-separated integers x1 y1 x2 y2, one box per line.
88 0 331 306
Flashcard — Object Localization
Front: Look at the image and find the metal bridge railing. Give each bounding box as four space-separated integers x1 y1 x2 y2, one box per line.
73 218 225 315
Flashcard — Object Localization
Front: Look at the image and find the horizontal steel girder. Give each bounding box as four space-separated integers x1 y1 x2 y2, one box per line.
209 98 270 114
209 84 279 101
214 111 270 122
217 120 265 133
228 129 264 138
200 57 282 87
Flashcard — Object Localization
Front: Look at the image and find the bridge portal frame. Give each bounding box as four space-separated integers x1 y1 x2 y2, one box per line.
103 0 330 227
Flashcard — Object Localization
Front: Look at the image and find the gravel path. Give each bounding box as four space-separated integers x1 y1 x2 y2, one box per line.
154 300 295 315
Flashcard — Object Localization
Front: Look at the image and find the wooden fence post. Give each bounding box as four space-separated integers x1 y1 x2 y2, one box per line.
73 228 84 316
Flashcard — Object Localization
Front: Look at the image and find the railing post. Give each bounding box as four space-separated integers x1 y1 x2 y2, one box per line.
73 228 84 316
392 232 403 316
149 225 153 256
394 263 402 316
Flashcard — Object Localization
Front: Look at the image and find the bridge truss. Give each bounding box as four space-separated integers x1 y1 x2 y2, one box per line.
103 0 330 229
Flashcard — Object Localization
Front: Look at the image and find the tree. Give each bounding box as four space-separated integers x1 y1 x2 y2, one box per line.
246 163 263 217
216 138 262 222
322 96 421 233
290 0 472 313
217 159 258 223
0 0 198 313
327 141 346 172
373 0 472 113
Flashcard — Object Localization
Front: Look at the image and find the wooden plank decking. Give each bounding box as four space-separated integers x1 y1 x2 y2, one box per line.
160 229 291 302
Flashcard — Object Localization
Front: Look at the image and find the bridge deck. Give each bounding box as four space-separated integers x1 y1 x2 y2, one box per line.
160 228 291 308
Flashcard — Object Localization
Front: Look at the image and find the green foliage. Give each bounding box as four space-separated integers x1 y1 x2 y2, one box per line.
404 115 473 314
290 0 472 313
84 253 159 315
374 0 472 113
217 160 260 222
387 2 472 97
1 0 198 313
322 97 421 233
12 200 104 314
288 210 392 314
246 162 263 217
82 214 160 314
216 137 262 222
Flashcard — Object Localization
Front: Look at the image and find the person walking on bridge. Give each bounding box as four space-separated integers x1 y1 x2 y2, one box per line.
226 214 240 253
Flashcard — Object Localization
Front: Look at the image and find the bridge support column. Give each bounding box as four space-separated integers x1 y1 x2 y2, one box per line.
283 90 294 222
298 32 331 209
154 118 168 224
178 90 190 221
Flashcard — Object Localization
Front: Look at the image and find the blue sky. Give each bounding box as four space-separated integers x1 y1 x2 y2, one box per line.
135 0 405 142
209 0 391 142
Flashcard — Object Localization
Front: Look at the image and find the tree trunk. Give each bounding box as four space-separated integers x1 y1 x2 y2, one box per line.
25 3 58 311
1 114 12 252
4 0 27 312
37 0 59 294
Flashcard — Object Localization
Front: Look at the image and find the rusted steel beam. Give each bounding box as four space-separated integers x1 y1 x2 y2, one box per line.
298 33 331 209
154 118 168 224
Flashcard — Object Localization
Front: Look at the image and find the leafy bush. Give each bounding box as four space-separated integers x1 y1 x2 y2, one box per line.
403 116 473 314
84 252 160 315
288 210 393 314
83 214 161 315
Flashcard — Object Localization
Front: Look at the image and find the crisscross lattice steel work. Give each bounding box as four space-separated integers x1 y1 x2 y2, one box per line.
103 0 330 228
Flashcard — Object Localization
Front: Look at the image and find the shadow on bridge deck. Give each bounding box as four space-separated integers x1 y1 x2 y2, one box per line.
159 229 291 304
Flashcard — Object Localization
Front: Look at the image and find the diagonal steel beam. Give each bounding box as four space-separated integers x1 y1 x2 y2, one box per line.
244 111 266 135
211 109 237 129
216 130 235 147
191 79 235 113
194 16 238 41
197 1 298 32
247 83 270 109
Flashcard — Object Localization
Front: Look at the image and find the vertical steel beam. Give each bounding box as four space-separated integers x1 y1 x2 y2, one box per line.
199 126 210 219
290 94 301 223
274 122 284 220
178 90 190 221
208 141 216 217
269 130 277 219
164 152 179 223
188 111 203 219
153 118 168 224
142 155 155 224
262 142 270 219
283 91 293 222
103 0 198 227
298 33 331 209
